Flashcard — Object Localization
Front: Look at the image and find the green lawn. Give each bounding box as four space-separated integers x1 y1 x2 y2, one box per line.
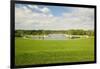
15 37 94 66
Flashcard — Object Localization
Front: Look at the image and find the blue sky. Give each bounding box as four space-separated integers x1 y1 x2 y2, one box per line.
15 3 94 30
45 6 73 16
15 4 73 16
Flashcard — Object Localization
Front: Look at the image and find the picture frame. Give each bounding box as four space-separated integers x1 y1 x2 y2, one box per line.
10 0 97 68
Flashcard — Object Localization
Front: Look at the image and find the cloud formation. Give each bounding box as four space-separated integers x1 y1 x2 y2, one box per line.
15 4 94 30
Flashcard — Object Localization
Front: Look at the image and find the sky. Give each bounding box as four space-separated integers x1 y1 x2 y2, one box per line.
15 3 94 30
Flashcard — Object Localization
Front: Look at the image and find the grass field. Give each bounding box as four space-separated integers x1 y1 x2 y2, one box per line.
15 37 94 66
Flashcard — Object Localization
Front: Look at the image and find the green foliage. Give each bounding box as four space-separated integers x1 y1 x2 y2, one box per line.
15 29 94 37
15 30 24 37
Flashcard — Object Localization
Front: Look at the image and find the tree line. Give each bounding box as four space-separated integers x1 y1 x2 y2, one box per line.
15 29 94 37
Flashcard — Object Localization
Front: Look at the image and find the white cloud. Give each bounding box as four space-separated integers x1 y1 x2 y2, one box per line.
28 5 39 9
15 4 94 30
27 5 51 14
61 7 94 30
41 7 51 13
15 5 55 30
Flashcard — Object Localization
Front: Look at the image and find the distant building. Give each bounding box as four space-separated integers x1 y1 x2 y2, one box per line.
45 34 68 40
23 34 89 40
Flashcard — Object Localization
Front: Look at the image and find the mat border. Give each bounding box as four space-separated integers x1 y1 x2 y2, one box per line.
10 0 97 68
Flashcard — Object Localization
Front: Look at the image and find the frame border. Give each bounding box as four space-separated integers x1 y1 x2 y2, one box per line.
10 0 97 68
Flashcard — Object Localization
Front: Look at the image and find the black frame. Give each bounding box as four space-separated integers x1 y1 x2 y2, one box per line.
10 0 97 69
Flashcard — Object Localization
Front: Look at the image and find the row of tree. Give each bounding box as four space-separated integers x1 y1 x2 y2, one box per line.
15 29 94 37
